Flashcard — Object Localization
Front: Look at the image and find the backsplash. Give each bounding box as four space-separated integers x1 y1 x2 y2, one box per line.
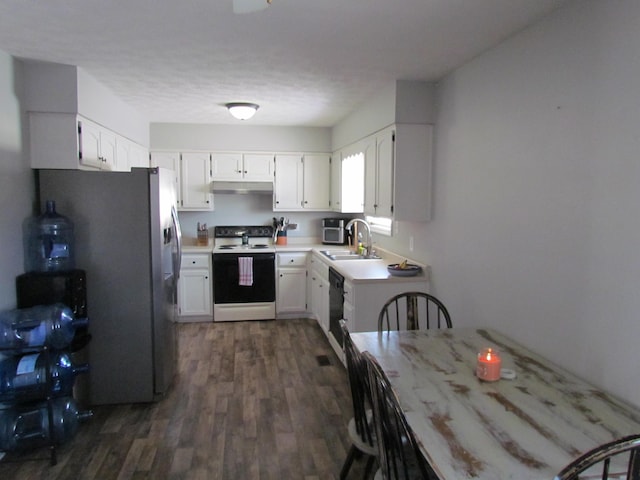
177 193 348 241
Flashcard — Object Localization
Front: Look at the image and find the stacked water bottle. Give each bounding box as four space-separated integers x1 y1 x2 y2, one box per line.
0 200 91 459
0 304 92 453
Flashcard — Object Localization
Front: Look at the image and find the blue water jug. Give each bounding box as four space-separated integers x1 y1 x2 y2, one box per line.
0 303 88 350
0 397 92 451
23 200 75 273
0 351 89 402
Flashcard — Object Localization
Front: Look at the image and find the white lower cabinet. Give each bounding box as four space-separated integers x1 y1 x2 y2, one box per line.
307 252 329 332
276 252 307 315
341 277 428 334
178 253 213 321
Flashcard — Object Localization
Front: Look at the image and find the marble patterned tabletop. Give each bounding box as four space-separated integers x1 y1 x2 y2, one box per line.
350 328 640 479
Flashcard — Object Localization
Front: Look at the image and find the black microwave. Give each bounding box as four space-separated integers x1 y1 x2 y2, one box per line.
322 218 350 245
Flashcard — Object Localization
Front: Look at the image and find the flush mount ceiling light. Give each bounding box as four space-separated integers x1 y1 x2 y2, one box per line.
226 102 260 120
233 0 272 14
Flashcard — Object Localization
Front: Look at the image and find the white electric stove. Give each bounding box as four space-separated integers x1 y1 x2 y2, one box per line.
212 225 276 321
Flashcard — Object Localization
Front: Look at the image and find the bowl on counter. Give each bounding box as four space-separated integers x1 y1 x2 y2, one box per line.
387 264 422 277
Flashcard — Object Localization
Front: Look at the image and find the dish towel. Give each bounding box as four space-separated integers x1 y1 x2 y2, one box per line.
238 257 253 286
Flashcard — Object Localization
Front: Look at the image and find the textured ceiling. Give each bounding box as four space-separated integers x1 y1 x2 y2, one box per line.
0 0 566 127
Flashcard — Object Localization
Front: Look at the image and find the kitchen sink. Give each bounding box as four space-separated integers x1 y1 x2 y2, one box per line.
320 250 381 261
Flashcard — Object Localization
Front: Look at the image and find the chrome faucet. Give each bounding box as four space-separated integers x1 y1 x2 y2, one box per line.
345 218 373 257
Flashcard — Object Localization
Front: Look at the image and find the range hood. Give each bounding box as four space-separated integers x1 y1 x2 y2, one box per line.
211 180 273 194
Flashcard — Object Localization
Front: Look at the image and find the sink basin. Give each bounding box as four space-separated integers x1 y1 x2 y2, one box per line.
329 254 380 261
321 249 354 256
320 250 381 261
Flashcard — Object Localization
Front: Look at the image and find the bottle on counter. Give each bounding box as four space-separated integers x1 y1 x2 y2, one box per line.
0 351 89 403
23 200 75 273
0 396 92 452
0 303 88 350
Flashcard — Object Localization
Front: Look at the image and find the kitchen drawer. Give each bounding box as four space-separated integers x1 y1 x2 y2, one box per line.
277 252 307 267
182 253 211 269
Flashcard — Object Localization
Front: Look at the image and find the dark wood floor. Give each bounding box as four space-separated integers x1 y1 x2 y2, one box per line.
0 318 370 479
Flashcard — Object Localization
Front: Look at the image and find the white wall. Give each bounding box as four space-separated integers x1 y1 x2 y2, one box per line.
422 0 640 407
331 79 436 151
0 50 33 309
150 123 331 152
23 61 149 146
77 68 149 146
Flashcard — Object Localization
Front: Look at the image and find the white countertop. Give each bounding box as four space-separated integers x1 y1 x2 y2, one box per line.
181 238 214 253
180 237 429 284
279 242 429 284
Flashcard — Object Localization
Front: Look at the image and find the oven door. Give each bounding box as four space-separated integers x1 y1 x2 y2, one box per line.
213 252 275 304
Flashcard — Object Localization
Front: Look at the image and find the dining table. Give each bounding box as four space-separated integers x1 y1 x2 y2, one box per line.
350 327 640 479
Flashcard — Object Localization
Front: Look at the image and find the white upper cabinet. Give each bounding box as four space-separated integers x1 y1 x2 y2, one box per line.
274 153 331 211
180 152 213 210
363 124 432 222
302 154 331 210
150 151 213 211
29 114 115 171
243 153 274 181
211 152 274 182
150 151 181 206
127 141 150 169
330 150 342 211
331 144 364 213
30 113 147 172
273 154 303 210
211 152 242 180
115 137 149 171
363 125 394 217
77 118 109 170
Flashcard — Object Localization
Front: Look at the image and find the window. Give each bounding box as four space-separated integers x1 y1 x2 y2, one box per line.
342 152 364 213
366 215 393 236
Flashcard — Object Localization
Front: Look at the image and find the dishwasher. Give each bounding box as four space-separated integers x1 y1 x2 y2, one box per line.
328 267 345 348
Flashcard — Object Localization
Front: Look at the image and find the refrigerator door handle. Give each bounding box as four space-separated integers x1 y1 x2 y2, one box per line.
171 206 183 282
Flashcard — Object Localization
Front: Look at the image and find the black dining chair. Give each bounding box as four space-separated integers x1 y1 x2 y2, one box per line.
554 434 640 480
378 292 452 332
363 351 437 480
340 320 378 480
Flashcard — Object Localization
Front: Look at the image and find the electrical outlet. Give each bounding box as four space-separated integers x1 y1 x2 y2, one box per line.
409 236 414 252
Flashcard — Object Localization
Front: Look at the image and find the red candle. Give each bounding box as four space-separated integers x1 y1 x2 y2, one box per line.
476 348 501 381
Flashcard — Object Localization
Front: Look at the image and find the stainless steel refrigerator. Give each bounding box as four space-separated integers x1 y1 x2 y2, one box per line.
38 168 182 405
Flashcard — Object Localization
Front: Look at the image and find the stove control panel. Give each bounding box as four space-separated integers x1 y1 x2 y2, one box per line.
214 225 274 238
